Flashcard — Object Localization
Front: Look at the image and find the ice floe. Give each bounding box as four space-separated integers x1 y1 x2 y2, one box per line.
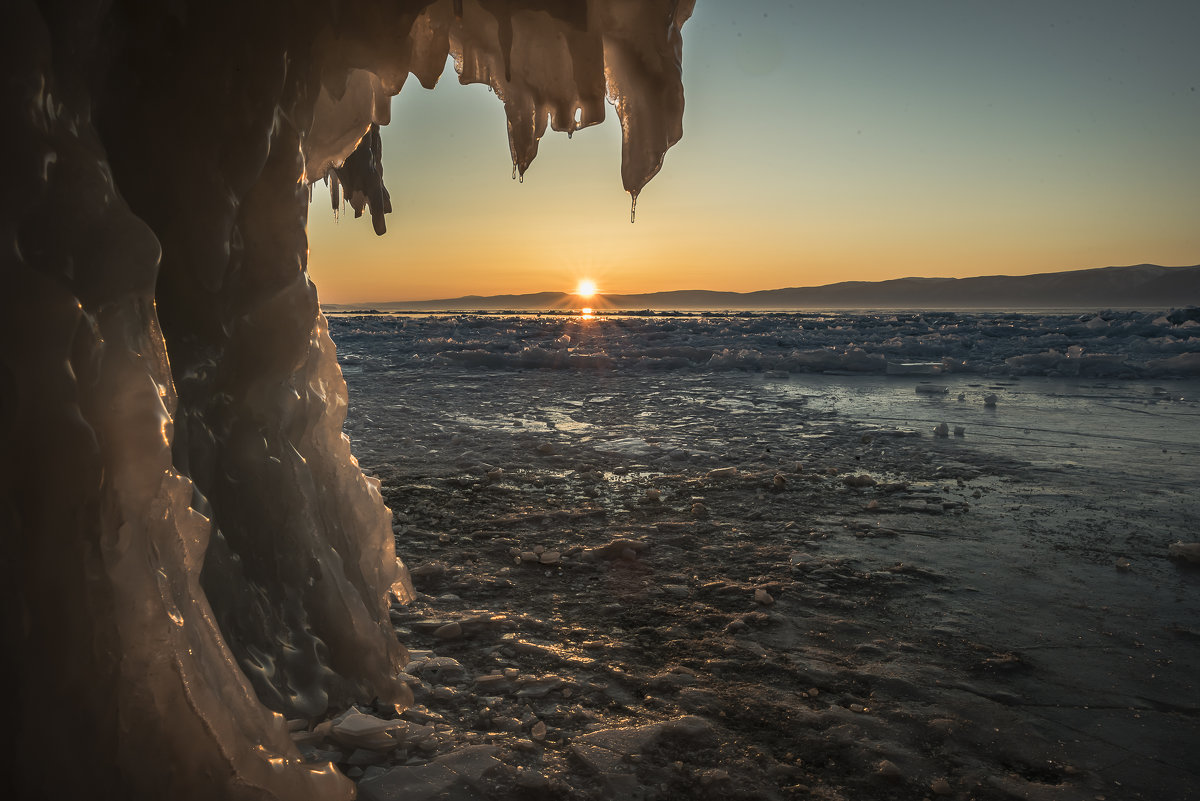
331 308 1200 379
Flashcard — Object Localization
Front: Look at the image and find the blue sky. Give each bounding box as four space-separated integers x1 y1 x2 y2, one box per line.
308 0 1200 303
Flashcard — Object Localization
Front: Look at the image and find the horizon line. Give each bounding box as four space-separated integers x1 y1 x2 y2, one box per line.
322 262 1199 306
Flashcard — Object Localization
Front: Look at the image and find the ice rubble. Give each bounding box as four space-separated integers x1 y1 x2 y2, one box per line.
2 1 692 799
330 309 1200 378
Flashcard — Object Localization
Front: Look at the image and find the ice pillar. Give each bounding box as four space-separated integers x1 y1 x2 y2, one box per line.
1 1 692 799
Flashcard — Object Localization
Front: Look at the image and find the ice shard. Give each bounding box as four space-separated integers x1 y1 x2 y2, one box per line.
1 1 691 798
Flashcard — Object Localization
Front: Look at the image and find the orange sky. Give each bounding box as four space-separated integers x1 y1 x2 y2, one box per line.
306 2 1200 304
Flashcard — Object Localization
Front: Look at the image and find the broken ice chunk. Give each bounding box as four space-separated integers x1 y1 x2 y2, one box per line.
433 622 462 640
585 539 650 560
357 746 502 801
1168 542 1200 564
843 474 877 488
887 362 944 375
329 711 431 752
789 552 814 567
931 778 954 796
419 656 467 685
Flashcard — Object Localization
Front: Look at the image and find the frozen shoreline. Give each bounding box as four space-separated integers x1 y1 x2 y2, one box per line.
324 310 1200 800
330 309 1200 380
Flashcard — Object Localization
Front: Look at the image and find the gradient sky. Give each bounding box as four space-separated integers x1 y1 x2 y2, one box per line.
307 0 1200 304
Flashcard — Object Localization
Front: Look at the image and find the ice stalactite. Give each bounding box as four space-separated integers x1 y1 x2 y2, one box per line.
434 0 694 204
330 124 393 234
1 0 691 799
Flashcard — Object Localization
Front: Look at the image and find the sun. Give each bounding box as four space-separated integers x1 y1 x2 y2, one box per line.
575 279 597 298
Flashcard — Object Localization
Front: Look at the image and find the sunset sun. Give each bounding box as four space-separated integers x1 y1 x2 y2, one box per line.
575 279 597 297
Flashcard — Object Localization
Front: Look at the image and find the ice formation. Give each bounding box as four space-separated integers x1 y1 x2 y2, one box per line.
330 309 1200 378
2 1 692 799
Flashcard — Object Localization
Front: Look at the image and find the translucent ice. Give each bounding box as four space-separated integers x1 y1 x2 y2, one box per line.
2 1 694 799
307 0 694 208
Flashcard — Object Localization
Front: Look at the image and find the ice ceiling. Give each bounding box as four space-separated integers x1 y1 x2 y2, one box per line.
1 0 692 798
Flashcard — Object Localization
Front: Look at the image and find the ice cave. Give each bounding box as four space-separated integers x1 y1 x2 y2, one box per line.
1 1 692 798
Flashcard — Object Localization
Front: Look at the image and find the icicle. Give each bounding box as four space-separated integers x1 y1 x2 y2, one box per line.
4 2 696 798
498 11 514 83
630 191 638 224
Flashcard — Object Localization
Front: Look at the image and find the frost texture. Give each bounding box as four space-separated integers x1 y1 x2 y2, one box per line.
0 1 690 799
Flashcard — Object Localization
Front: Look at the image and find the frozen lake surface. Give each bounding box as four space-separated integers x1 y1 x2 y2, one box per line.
786 372 1200 478
330 312 1200 800
330 308 1200 378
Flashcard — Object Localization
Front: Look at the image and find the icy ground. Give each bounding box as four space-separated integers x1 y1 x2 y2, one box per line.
316 313 1199 801
329 308 1200 378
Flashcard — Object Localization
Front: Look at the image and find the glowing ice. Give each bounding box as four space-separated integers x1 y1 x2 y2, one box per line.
2 1 693 799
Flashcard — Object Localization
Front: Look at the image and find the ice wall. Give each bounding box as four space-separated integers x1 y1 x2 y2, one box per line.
1 1 691 799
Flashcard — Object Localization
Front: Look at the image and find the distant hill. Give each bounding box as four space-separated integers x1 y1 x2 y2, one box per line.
334 264 1200 311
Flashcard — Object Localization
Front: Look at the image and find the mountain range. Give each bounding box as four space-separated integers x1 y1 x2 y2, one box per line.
331 263 1200 311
